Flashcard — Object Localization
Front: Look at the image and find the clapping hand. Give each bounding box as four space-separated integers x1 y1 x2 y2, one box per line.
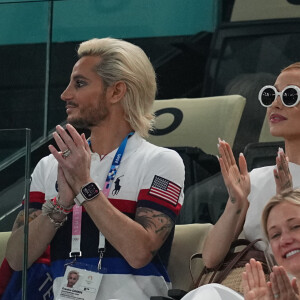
218 139 250 206
49 124 92 206
243 259 299 300
269 266 299 300
243 258 273 300
273 147 293 194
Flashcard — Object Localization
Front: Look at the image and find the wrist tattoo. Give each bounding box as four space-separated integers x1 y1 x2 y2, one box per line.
230 196 236 204
282 181 292 189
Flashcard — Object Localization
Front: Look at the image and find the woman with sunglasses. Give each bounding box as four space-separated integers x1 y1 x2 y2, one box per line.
202 62 300 269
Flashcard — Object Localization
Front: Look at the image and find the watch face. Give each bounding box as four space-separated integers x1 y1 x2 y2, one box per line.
82 183 100 199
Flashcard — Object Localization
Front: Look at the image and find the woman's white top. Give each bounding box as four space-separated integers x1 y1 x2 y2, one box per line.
244 162 300 247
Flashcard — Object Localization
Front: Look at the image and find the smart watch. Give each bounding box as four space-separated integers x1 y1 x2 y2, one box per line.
75 182 101 206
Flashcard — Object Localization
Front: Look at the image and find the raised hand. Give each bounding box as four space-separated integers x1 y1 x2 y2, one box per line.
218 139 250 206
273 148 293 194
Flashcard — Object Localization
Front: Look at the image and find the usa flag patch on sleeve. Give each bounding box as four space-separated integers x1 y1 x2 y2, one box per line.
149 175 181 206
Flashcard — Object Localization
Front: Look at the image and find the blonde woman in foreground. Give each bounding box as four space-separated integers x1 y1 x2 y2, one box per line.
243 189 300 300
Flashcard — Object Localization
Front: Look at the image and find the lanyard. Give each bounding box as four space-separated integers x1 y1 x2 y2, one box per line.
69 132 134 270
102 132 133 197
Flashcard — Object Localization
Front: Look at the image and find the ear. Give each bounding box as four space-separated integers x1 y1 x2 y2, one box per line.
107 81 127 104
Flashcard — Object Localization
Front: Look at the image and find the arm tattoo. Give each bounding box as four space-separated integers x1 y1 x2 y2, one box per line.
228 188 236 204
135 207 174 242
12 208 41 231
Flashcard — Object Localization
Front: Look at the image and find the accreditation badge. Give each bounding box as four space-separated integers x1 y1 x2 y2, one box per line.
56 266 103 300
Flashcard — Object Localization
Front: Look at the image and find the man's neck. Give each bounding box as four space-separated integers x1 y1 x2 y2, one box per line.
89 122 133 156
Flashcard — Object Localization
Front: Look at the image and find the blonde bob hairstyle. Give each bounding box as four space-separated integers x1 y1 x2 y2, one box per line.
77 37 157 137
261 188 300 239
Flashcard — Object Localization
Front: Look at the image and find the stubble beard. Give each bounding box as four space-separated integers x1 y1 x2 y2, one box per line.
67 102 109 129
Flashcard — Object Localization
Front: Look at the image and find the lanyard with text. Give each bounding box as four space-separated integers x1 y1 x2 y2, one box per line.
69 132 134 271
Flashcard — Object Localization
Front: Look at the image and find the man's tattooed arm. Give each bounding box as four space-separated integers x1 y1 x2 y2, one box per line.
135 207 174 256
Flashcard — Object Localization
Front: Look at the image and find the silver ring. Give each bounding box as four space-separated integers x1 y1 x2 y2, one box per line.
274 294 280 299
62 149 71 158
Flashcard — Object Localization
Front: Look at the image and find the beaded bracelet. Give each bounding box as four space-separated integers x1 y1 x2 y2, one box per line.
51 195 74 214
46 214 68 229
42 198 68 229
56 194 74 210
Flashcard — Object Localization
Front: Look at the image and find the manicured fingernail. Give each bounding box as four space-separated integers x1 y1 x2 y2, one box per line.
217 143 220 148
278 147 284 153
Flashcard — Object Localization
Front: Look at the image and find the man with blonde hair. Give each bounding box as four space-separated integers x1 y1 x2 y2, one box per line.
67 270 79 288
5 37 184 299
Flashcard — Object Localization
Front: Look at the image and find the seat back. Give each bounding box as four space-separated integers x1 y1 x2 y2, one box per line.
231 0 300 22
244 141 285 171
167 223 212 292
147 96 246 156
0 231 11 265
177 173 227 225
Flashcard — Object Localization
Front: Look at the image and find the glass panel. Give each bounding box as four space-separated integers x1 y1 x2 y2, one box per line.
0 1 49 145
52 0 217 42
0 129 31 231
0 0 221 142
0 128 31 299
